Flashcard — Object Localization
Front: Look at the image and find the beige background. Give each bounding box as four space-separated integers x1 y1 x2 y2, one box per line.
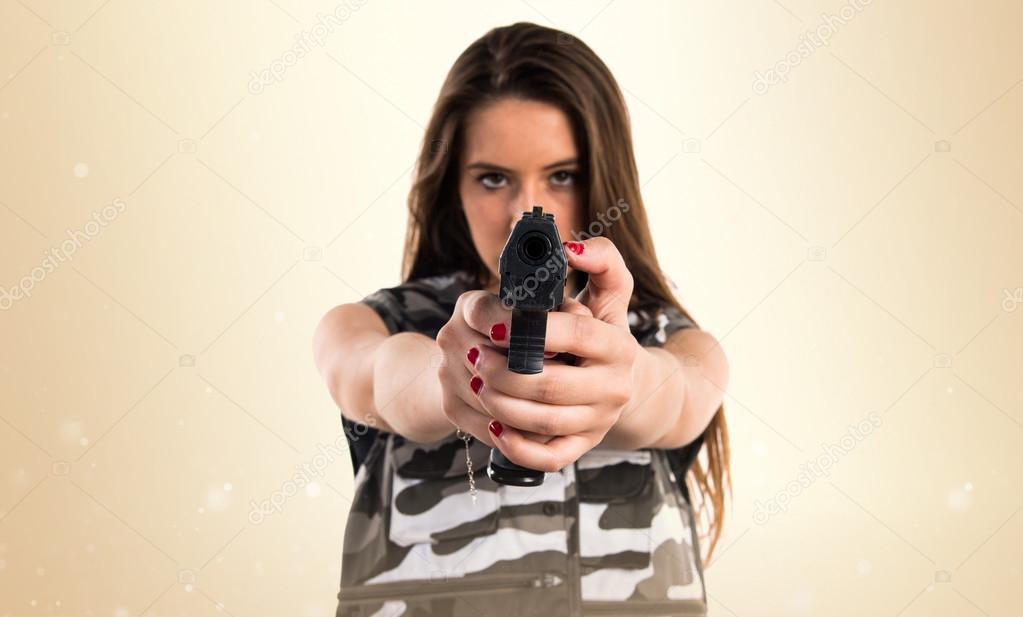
1 0 1021 615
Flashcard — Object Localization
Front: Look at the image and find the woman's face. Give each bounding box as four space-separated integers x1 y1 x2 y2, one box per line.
458 97 585 292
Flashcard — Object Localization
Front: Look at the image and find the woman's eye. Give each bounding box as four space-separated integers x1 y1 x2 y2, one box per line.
478 173 507 189
551 170 577 186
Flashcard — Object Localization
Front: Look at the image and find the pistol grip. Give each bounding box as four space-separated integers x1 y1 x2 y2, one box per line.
507 309 548 374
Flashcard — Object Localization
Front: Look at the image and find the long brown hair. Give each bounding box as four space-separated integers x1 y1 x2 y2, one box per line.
399 21 731 566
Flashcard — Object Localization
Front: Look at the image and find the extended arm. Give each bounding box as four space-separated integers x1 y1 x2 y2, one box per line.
599 327 728 450
312 303 455 443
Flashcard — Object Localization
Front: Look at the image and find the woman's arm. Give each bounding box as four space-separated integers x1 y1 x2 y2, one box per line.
312 303 456 443
600 327 729 451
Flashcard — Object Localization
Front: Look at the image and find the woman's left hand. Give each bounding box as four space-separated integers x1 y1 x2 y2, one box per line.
462 237 642 472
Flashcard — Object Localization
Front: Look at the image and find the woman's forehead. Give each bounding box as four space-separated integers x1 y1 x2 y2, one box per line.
462 99 577 168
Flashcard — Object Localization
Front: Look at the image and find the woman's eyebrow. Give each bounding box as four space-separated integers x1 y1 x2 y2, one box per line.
465 157 579 172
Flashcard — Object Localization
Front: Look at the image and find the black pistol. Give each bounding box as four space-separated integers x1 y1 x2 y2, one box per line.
487 205 568 487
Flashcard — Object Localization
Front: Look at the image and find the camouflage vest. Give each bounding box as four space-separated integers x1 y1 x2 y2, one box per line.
336 271 708 616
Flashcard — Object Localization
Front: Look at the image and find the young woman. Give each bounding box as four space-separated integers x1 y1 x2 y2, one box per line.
314 21 730 617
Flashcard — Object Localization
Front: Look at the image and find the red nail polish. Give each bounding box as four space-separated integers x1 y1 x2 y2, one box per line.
467 347 479 366
490 323 507 341
563 241 584 255
470 375 483 395
488 420 503 437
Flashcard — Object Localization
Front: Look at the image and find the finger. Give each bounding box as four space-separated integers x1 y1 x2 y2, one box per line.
442 344 496 423
483 284 599 360
489 426 593 473
468 339 572 373
460 359 580 433
558 296 593 318
447 397 554 449
541 311 628 362
483 298 615 361
477 383 594 436
438 296 499 371
563 237 633 328
521 430 557 444
445 385 554 449
458 289 513 344
473 344 613 405
442 388 497 449
464 341 499 374
546 298 591 362
555 296 593 361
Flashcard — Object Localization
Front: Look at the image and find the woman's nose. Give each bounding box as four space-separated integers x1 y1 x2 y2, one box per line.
509 184 542 226
507 201 535 233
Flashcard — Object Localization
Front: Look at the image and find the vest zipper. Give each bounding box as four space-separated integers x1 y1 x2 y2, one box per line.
338 570 564 603
581 599 708 616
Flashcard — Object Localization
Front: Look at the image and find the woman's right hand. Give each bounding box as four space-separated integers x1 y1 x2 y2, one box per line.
436 289 586 449
436 290 513 449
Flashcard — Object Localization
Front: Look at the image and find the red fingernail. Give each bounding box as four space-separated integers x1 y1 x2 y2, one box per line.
563 241 584 255
467 347 479 366
490 323 507 341
470 375 483 395
488 420 503 437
